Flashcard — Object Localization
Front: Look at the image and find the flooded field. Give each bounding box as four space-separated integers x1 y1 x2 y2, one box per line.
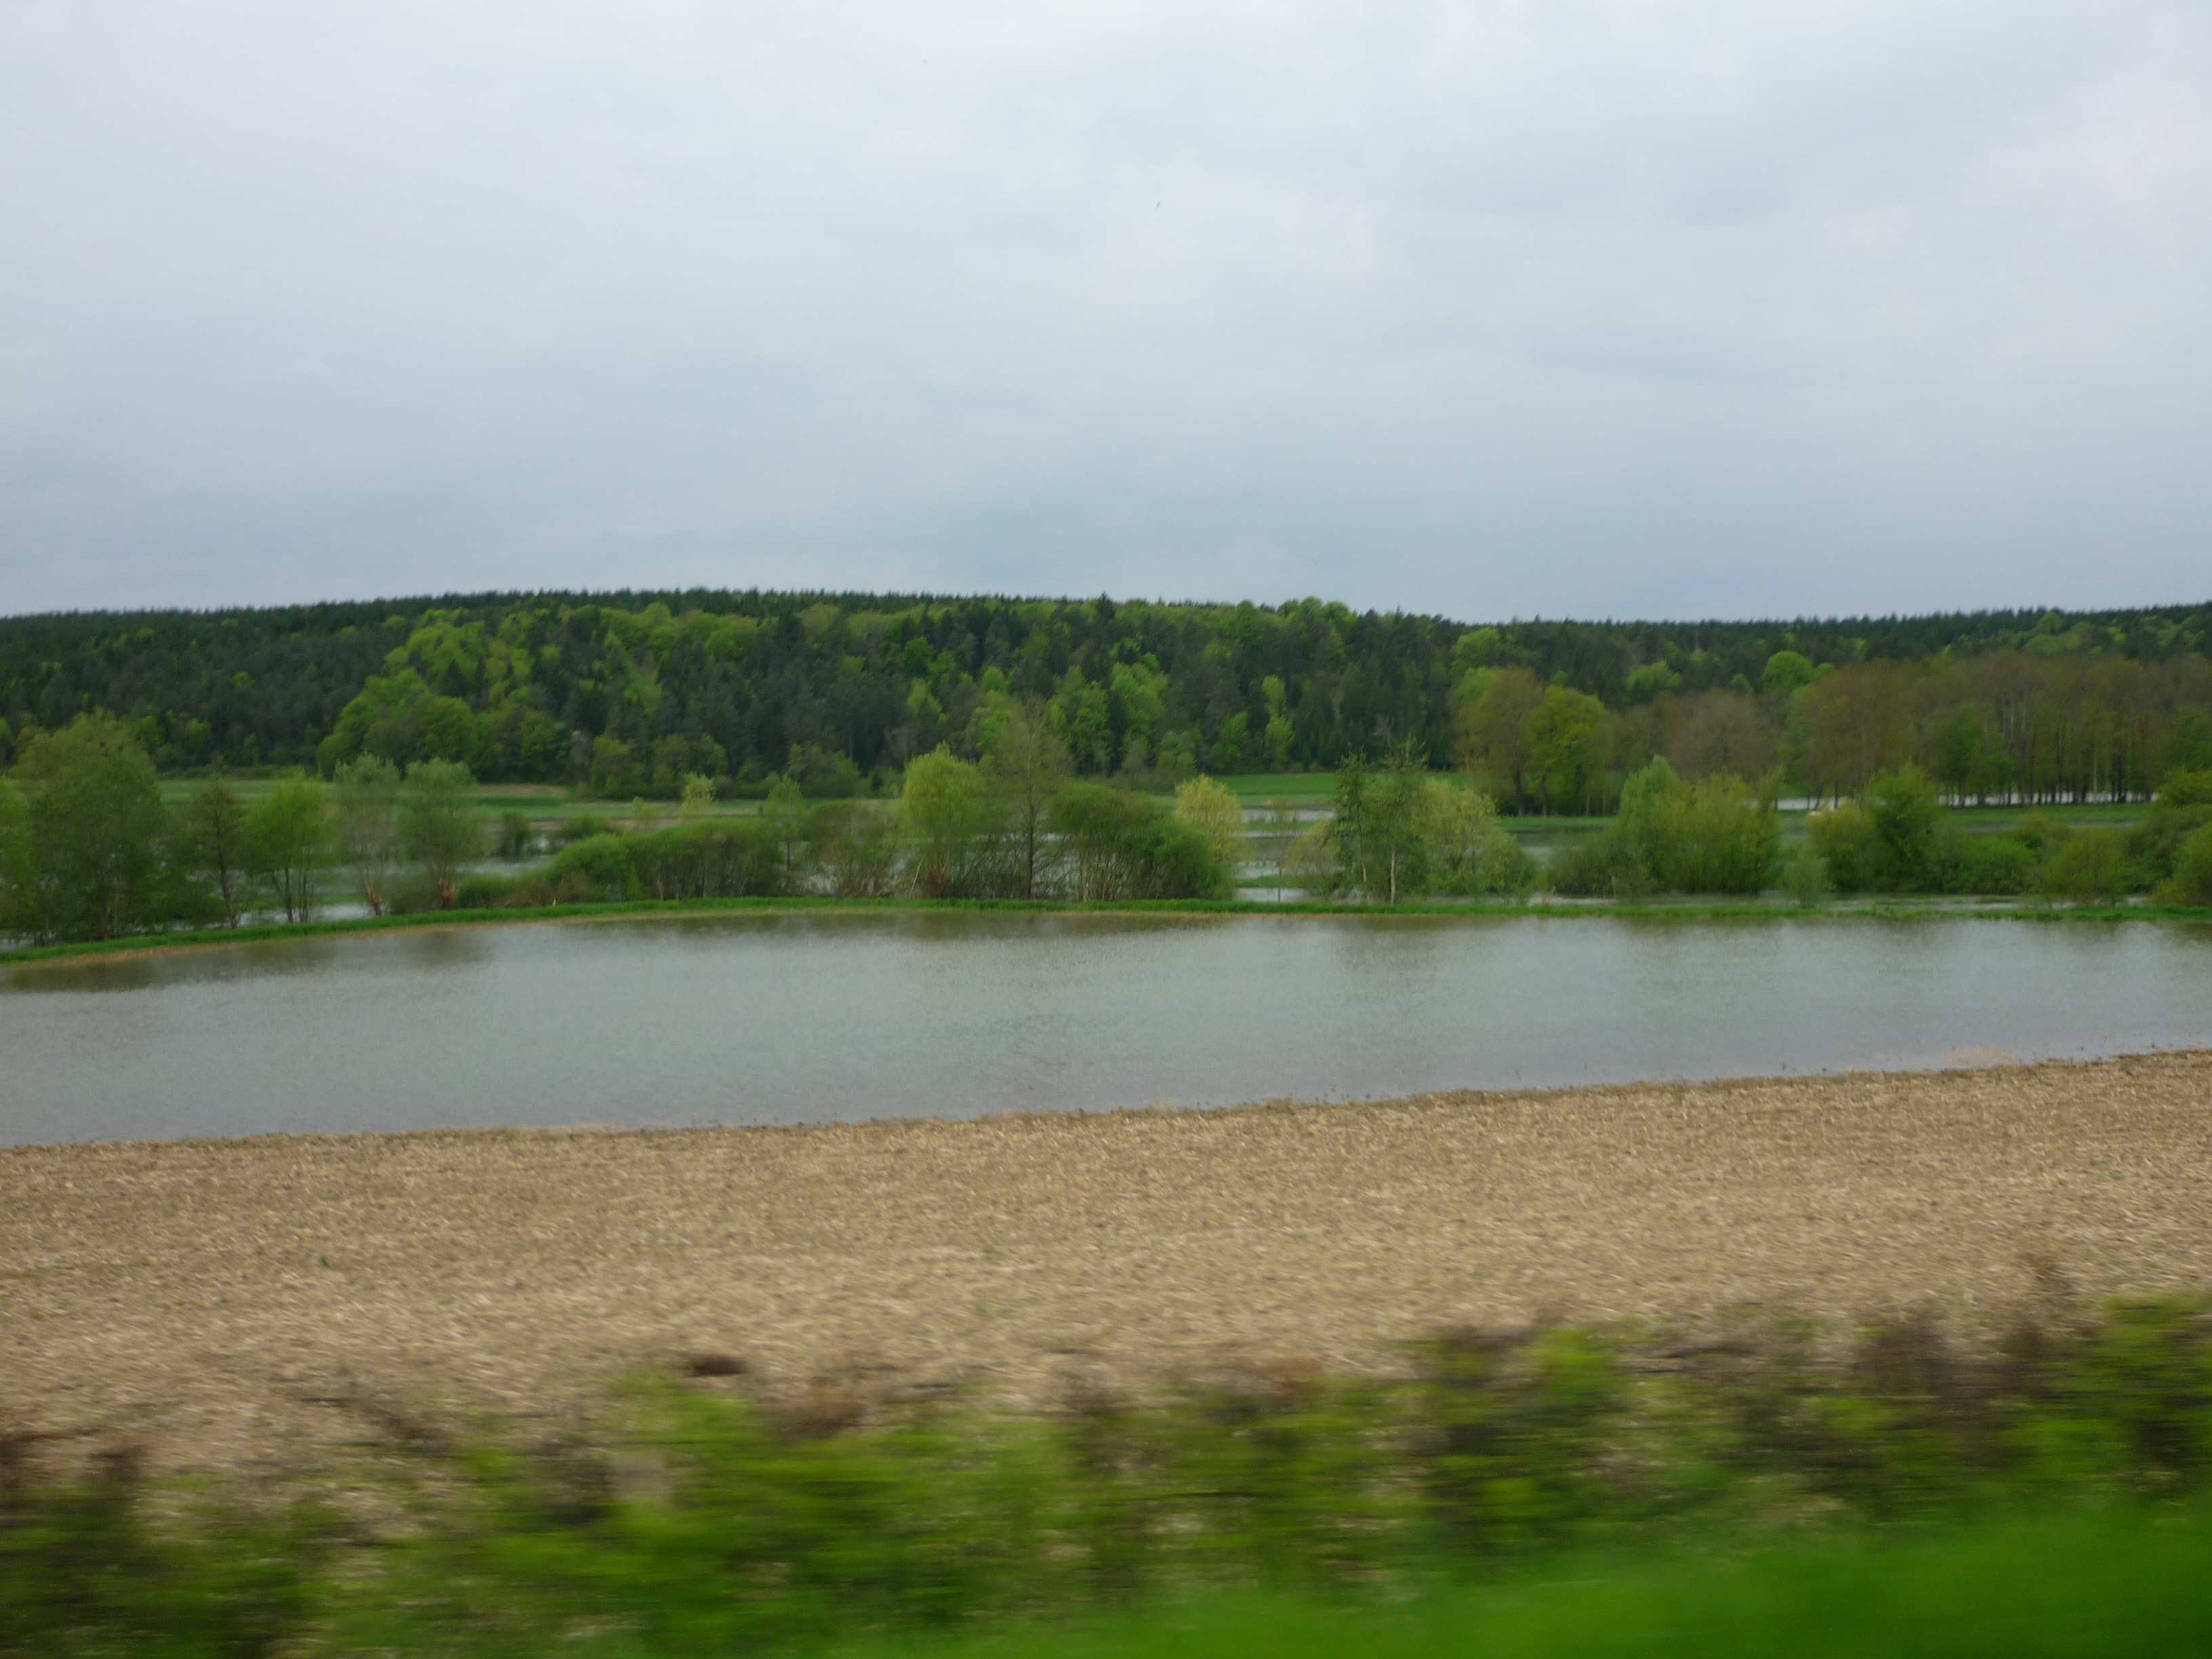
4 911 2211 1145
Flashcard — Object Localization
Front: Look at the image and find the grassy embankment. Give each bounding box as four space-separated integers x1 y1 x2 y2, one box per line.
7 1296 2211 1657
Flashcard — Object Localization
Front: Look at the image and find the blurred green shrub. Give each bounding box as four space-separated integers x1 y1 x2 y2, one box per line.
5 1297 2209 1656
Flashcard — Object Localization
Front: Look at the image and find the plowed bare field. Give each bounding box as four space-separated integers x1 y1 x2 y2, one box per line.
3 1052 2209 1473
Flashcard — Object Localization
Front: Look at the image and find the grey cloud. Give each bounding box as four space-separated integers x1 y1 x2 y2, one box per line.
1 0 2208 619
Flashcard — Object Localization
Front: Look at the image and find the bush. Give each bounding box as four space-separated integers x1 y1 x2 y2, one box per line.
1648 774 1779 893
1864 766 1942 888
2039 829 2128 905
453 872 518 909
2123 802 2211 893
1780 840 1828 906
543 831 638 901
1418 781 1536 897
622 821 788 901
2158 769 2212 807
812 801 902 897
2156 822 2212 907
1051 783 1229 901
1929 825 2038 895
1807 801 1880 893
1559 760 1778 896
1550 833 1641 897
0 1462 317 1658
792 744 867 799
1811 768 1964 894
551 813 611 847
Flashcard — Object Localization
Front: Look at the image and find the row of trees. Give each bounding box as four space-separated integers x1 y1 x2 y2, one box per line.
1543 758 2212 903
1803 767 2212 905
0 708 1238 944
0 716 493 943
7 592 2211 793
11 710 2210 945
514 778 1231 908
1457 651 2212 813
511 708 1232 907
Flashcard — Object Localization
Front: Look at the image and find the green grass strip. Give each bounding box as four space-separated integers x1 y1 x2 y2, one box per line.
828 1506 2212 1659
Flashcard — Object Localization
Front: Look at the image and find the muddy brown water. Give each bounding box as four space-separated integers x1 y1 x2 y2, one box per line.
5 912 2211 1146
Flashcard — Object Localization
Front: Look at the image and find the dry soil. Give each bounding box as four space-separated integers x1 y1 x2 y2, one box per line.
3 1051 2209 1473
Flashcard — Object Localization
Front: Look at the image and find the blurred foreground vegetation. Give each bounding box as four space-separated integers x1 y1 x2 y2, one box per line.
6 1295 2211 1656
830 1508 2212 1659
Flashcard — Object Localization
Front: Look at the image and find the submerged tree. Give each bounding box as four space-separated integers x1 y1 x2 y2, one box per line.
400 760 478 909
332 756 401 916
1417 779 1534 896
763 777 811 879
981 701 1071 900
1261 798 1303 899
1329 746 1433 901
179 777 249 927
810 801 901 897
899 747 1009 897
245 775 329 924
1049 783 1224 901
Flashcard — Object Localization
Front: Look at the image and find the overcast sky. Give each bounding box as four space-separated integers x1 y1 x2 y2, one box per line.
3 1 2208 623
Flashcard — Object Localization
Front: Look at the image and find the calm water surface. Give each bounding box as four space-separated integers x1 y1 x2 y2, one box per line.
3 912 2209 1145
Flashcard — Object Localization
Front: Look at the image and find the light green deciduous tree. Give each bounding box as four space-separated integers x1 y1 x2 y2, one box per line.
246 775 329 924
399 760 478 909
1173 775 1246 880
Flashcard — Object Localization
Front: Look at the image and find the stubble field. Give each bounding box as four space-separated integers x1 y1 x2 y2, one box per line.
3 1050 2208 1474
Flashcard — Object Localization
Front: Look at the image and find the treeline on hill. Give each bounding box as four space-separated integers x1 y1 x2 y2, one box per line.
3 592 2212 803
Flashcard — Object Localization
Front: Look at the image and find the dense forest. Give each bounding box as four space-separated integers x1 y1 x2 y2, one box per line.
2 592 2211 804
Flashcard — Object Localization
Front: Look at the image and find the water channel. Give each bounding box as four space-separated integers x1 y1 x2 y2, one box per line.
3 912 2209 1145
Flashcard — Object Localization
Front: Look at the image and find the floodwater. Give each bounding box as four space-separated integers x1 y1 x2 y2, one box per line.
2 912 2209 1145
